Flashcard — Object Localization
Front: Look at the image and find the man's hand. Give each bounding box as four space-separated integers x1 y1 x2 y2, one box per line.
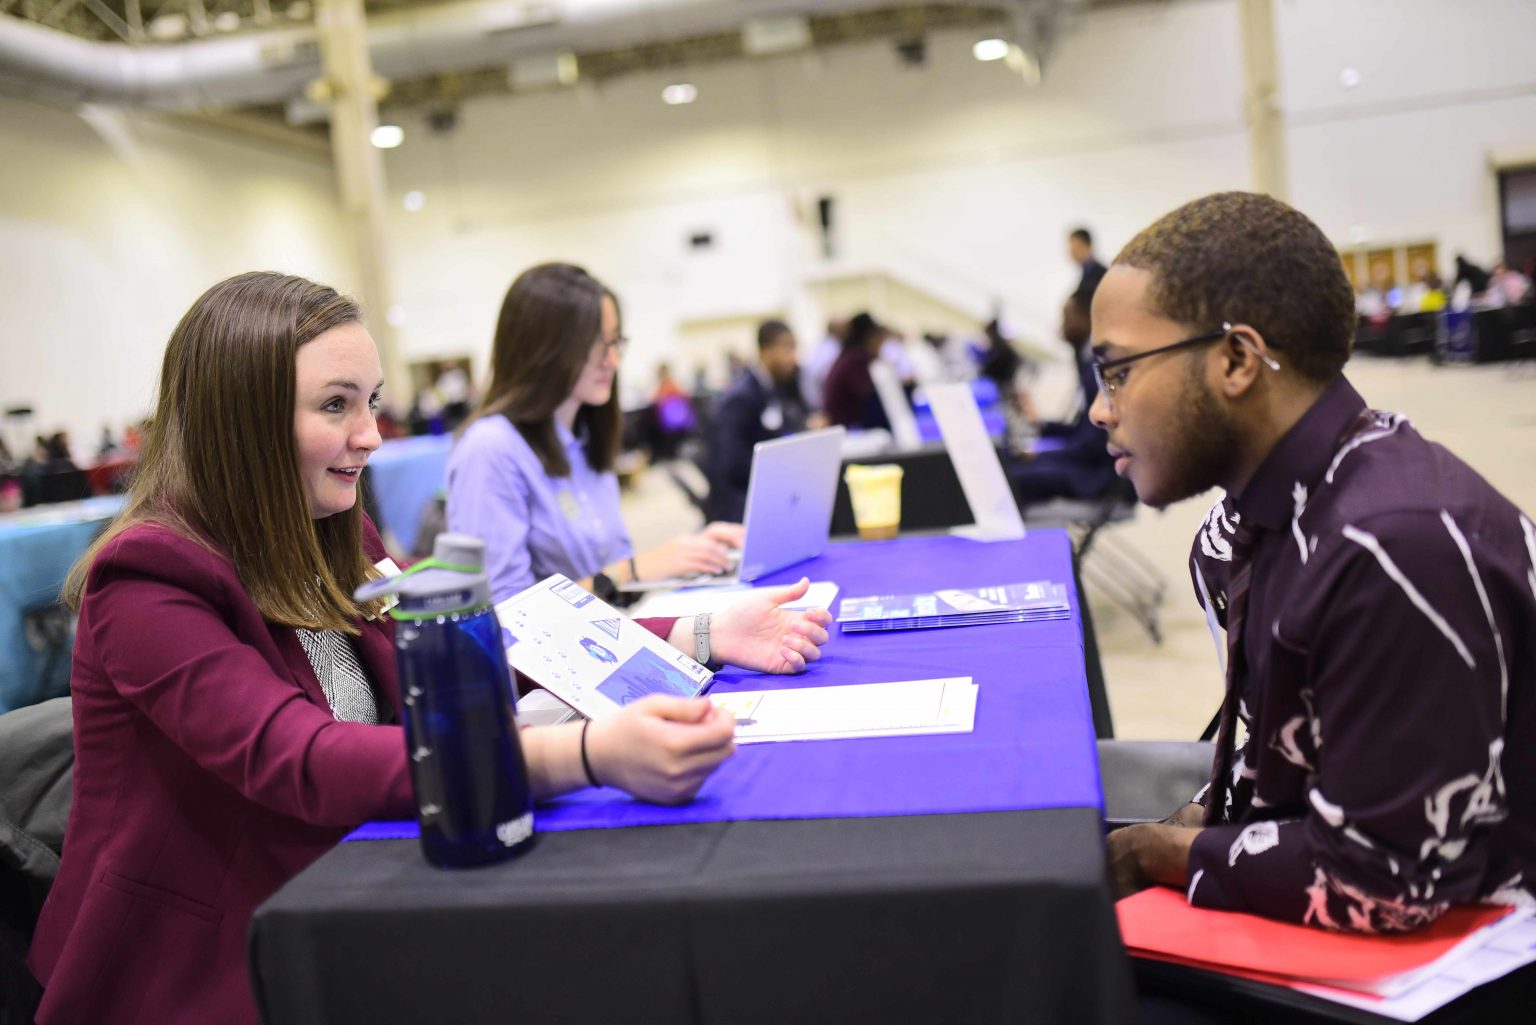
1105 823 1201 900
1163 802 1208 829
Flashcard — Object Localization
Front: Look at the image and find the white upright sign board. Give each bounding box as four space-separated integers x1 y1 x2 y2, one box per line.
868 359 924 451
925 382 1027 542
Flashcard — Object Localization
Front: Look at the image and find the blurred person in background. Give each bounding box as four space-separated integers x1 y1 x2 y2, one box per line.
1069 226 1107 302
1454 253 1492 298
705 319 814 523
977 319 1024 402
804 317 848 411
1488 259 1531 306
1008 293 1117 505
821 311 891 432
1403 257 1447 313
649 361 695 461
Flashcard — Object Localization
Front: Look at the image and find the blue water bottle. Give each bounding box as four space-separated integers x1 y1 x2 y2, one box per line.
355 534 536 868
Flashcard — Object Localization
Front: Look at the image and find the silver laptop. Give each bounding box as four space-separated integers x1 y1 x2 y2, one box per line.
621 426 847 592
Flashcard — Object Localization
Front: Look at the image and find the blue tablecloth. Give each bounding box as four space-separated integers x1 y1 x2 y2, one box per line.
367 434 452 550
911 379 1008 443
0 495 126 713
350 529 1101 839
913 406 1008 444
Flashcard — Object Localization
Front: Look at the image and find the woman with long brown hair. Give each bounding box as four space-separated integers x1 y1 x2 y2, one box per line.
447 262 745 602
27 272 828 1025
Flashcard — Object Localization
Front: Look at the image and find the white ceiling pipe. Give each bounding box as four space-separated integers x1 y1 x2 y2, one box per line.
0 0 1008 111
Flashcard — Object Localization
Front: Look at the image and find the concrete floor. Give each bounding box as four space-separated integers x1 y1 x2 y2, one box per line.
620 356 1536 740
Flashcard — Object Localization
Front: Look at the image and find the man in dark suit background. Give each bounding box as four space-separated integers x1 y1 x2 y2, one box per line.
1070 226 1107 303
1008 293 1118 505
705 320 812 523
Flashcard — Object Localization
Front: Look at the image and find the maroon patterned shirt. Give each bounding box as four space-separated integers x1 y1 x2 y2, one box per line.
1184 376 1536 931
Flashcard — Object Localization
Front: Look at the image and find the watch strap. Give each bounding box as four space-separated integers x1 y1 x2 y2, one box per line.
693 613 717 669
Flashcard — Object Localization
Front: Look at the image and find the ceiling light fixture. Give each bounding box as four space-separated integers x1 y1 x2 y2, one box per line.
662 83 698 105
973 38 1009 62
1339 67 1361 89
370 124 404 149
403 190 426 212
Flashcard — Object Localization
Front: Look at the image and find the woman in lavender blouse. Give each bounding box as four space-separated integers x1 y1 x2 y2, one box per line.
447 263 745 603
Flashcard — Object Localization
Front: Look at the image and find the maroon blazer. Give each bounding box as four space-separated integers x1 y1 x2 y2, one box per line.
28 520 415 1025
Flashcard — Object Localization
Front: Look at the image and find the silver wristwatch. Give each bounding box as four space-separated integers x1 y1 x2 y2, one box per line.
693 613 718 669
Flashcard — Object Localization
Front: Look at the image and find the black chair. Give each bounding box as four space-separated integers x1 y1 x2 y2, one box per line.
1022 481 1167 645
1353 315 1389 356
1383 312 1438 357
661 437 711 525
0 697 74 1025
23 468 88 507
1473 305 1536 363
1096 739 1213 828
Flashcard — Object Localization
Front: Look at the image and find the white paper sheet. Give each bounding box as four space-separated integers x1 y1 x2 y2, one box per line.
629 581 840 619
1291 909 1536 1021
710 677 977 744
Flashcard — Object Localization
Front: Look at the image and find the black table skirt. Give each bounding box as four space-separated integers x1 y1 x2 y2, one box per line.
250 807 1134 1025
831 444 975 537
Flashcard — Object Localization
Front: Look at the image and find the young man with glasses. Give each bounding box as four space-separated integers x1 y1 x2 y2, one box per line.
1095 192 1535 939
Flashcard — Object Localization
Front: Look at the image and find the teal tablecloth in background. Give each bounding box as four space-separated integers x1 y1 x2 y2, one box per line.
0 495 125 712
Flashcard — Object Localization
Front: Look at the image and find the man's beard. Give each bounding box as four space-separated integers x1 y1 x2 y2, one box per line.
1148 361 1241 508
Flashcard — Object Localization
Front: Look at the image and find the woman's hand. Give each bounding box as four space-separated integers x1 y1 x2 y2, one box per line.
634 529 735 580
584 695 737 804
700 521 746 549
709 577 833 674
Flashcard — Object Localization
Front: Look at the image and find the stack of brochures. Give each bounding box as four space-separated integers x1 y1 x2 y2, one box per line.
836 581 1070 633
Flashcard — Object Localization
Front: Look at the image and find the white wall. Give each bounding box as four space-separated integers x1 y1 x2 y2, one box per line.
381 0 1253 396
376 0 1536 394
1280 0 1536 262
4 0 1534 440
0 97 357 450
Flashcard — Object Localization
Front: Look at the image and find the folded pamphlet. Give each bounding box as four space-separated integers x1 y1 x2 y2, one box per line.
495 574 713 720
836 581 1069 632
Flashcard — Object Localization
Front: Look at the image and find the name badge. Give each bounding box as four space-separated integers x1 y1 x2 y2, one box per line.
761 403 784 432
372 557 402 614
558 489 583 522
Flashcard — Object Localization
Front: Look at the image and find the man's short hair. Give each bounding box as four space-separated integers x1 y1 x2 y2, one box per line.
1069 227 1093 247
1115 191 1354 384
757 319 792 352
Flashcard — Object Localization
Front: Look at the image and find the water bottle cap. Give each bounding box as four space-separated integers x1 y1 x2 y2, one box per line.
431 534 485 571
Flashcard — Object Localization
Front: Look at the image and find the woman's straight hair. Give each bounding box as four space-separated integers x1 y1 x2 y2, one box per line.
64 271 385 632
465 262 621 477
